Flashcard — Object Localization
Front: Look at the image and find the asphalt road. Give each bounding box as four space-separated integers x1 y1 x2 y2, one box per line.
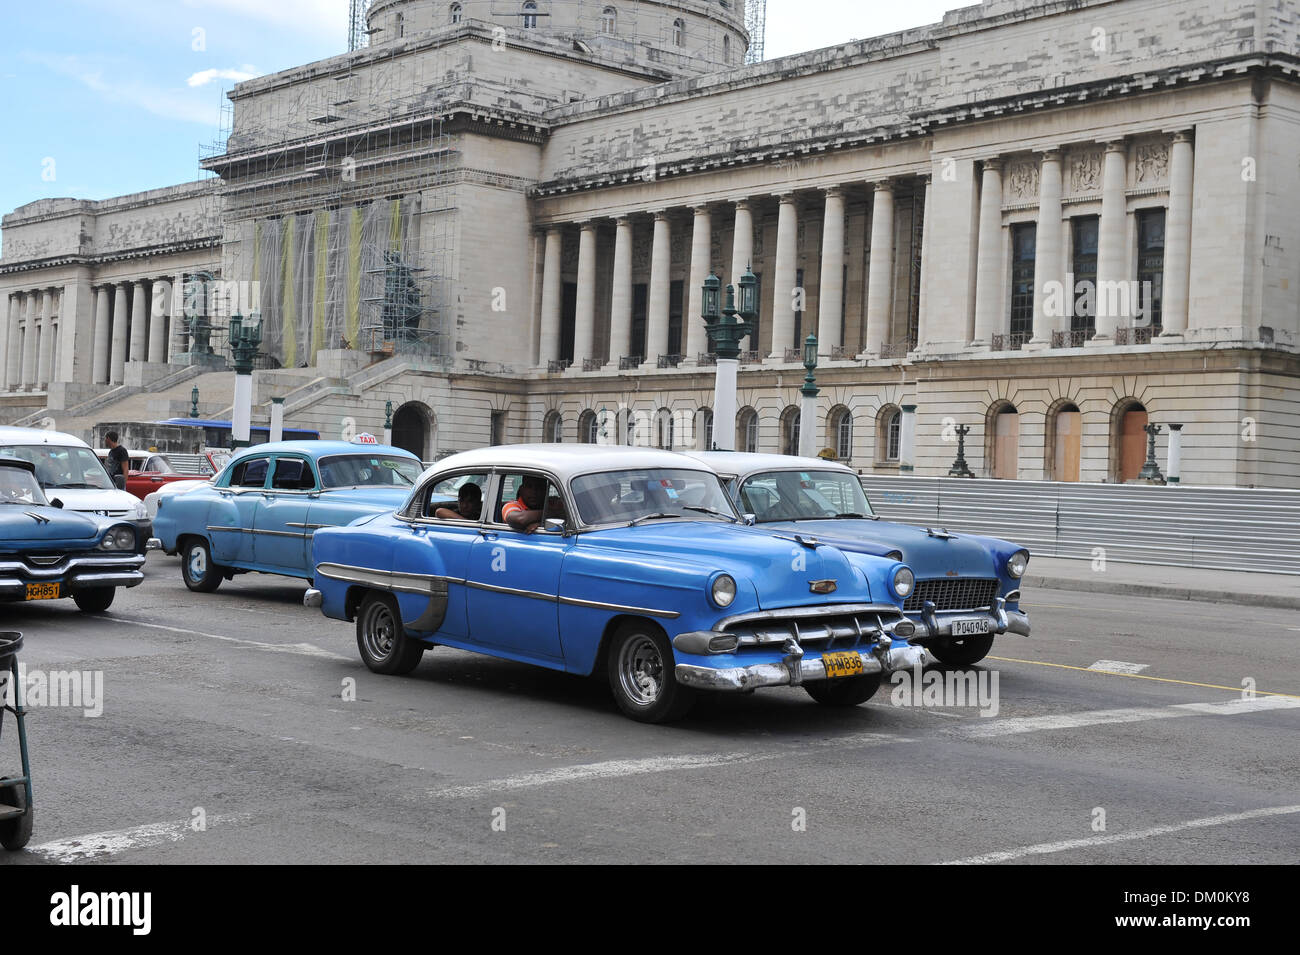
1 554 1297 865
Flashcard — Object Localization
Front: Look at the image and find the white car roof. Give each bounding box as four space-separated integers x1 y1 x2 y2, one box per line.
426 444 719 484
0 425 92 449
683 451 855 477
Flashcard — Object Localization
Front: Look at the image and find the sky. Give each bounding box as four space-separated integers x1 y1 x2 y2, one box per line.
0 0 959 244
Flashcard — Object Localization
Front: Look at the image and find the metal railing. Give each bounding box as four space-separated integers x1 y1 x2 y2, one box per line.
618 355 642 370
990 332 1030 352
1052 329 1090 348
697 352 718 366
657 354 682 369
880 339 916 359
1116 326 1160 345
739 350 762 365
858 475 1300 575
582 358 603 372
547 359 572 374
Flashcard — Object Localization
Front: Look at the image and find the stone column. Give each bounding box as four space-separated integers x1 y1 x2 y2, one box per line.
1167 423 1183 484
5 295 22 390
608 217 633 367
916 177 932 348
1161 132 1194 338
1031 149 1064 346
129 281 148 362
149 278 170 363
111 283 129 384
20 292 38 388
57 272 95 384
0 294 12 391
685 205 712 363
972 159 1005 347
93 285 112 384
817 187 846 350
899 404 917 473
169 273 187 358
1095 140 1129 340
35 290 53 388
769 194 798 361
573 222 597 368
864 182 896 357
729 200 754 351
538 228 563 367
644 211 672 366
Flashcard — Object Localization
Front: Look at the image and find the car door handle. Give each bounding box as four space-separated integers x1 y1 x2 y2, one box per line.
480 532 498 541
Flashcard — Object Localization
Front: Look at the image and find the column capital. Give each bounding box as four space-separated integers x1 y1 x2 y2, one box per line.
771 192 796 204
732 198 752 212
821 185 845 199
691 203 714 217
1170 129 1195 145
1102 138 1128 153
869 179 896 194
1037 147 1064 162
980 157 1004 174
651 209 672 222
613 214 633 227
576 219 597 232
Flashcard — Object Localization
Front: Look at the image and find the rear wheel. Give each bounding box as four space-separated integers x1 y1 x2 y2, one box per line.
356 592 425 675
929 634 995 666
181 538 224 593
73 587 115 613
805 672 882 706
0 778 33 851
607 622 695 723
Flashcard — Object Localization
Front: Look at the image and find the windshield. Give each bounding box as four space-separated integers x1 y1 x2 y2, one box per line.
737 469 875 522
144 455 176 474
0 466 48 505
571 468 737 526
317 454 422 489
0 444 115 491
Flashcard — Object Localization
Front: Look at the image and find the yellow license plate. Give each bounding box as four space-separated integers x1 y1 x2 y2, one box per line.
25 582 61 601
822 650 863 679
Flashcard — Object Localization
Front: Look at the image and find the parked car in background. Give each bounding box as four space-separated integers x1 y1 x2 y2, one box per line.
93 448 205 500
150 439 424 591
141 451 233 519
0 457 146 612
687 452 1031 665
305 445 924 723
0 427 151 555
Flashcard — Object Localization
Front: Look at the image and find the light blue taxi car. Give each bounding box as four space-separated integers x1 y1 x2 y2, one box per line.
304 445 925 723
151 438 424 593
687 452 1031 666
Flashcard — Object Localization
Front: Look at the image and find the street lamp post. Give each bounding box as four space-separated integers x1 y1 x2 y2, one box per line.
798 334 819 458
228 310 263 449
701 270 758 451
948 425 975 478
190 385 200 418
1138 423 1166 483
383 400 394 446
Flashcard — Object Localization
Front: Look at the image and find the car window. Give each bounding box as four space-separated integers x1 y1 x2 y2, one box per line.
317 454 421 488
230 457 269 488
0 444 115 491
571 469 734 525
739 470 873 521
494 473 566 529
422 472 487 520
271 458 316 491
145 455 175 474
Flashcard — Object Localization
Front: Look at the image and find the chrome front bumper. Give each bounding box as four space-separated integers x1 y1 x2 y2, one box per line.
908 596 1031 642
0 553 146 599
676 642 927 692
303 588 323 608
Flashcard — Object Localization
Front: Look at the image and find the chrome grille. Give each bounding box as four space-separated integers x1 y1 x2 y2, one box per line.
27 555 65 566
904 578 999 613
719 605 905 653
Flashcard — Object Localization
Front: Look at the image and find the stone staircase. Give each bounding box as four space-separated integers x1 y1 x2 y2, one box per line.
32 370 238 442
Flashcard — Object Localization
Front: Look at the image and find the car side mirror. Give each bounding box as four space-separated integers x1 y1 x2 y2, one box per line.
742 513 756 526
542 518 568 535
51 498 64 509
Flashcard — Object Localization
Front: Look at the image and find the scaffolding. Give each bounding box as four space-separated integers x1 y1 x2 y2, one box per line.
745 0 767 64
349 0 373 52
197 34 454 370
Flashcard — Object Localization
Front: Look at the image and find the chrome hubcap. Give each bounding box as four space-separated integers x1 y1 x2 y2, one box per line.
188 547 205 579
618 635 663 706
361 602 396 660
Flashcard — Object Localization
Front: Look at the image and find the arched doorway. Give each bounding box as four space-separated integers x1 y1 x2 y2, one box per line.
1115 401 1148 483
392 403 429 461
989 403 1020 480
1049 402 1081 482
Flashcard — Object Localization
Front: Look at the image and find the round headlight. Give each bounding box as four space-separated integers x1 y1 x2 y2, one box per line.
710 574 737 608
1007 550 1030 579
892 566 915 599
100 526 135 550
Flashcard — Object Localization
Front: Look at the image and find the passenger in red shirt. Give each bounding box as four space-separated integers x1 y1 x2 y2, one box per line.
502 476 563 533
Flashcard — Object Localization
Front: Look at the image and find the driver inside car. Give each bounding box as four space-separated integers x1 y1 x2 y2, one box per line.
502 475 565 533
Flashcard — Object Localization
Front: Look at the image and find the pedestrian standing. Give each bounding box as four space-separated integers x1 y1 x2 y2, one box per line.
105 431 130 491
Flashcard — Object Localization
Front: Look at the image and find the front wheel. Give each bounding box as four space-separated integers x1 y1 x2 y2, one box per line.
356 592 425 675
181 538 224 593
928 634 995 666
0 778 33 851
805 672 883 706
607 623 695 723
73 587 115 613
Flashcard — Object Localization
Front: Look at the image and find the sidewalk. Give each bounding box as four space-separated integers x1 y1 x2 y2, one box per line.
1025 557 1300 610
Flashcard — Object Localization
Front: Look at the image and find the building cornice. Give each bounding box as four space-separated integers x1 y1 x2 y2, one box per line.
0 238 221 277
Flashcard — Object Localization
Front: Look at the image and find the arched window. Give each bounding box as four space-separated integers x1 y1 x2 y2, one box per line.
1114 400 1148 483
579 410 599 444
699 409 714 451
831 407 853 461
656 408 674 450
1049 401 1081 482
673 18 686 47
450 3 462 24
396 11 405 36
522 2 538 29
781 406 800 456
543 410 563 443
877 405 901 463
737 407 758 453
601 6 616 34
723 35 731 63
989 402 1020 480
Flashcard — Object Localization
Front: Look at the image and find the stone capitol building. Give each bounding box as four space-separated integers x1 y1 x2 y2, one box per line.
1 0 1297 487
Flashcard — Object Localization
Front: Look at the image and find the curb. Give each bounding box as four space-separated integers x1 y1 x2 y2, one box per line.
1025 574 1300 611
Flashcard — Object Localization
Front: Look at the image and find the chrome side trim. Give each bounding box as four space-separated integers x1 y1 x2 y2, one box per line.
557 594 681 619
314 561 464 596
465 579 559 602
206 525 305 539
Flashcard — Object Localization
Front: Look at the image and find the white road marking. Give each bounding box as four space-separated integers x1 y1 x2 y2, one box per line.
1090 660 1150 674
939 805 1300 865
101 616 351 662
962 695 1300 738
30 814 244 863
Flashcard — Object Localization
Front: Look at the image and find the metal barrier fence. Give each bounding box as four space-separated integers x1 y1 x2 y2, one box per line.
858 476 1300 576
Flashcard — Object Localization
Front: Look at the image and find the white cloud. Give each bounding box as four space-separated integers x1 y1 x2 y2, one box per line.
188 65 260 87
26 53 222 127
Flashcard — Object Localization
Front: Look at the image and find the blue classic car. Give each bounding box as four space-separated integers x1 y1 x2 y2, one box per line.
687 452 1031 666
0 457 145 612
304 445 926 723
150 439 424 592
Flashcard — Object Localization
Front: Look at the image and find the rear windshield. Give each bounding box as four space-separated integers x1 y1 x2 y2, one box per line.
0 444 115 491
317 454 422 489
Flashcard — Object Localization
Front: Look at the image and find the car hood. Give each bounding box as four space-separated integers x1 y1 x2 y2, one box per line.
43 487 142 515
584 521 879 608
0 504 103 549
756 519 1001 579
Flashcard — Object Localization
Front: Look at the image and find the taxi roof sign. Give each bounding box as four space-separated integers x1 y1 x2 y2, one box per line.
352 433 379 445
